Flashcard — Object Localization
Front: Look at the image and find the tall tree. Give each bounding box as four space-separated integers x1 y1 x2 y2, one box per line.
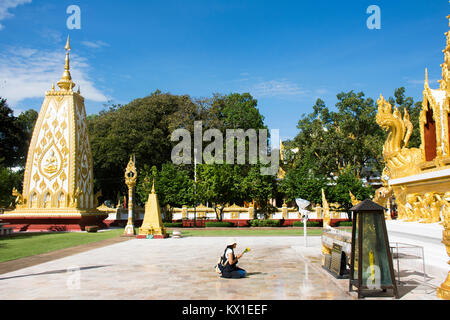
279 154 328 205
0 161 23 207
16 109 38 167
329 165 374 218
136 162 194 209
88 91 202 202
293 91 386 180
196 163 243 221
0 98 23 167
242 163 278 216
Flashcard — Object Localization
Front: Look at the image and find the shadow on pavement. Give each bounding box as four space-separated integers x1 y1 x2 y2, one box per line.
0 265 111 281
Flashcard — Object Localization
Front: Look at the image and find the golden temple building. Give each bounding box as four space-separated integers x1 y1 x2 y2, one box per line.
2 37 107 231
376 16 450 300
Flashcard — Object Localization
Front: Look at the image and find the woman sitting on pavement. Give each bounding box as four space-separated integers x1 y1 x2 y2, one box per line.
221 238 247 279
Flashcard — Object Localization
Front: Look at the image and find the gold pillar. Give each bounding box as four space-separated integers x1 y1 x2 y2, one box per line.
123 156 137 236
282 200 288 219
438 197 450 299
248 206 254 220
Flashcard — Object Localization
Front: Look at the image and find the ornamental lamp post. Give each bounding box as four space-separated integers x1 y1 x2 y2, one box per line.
124 155 137 236
348 199 398 299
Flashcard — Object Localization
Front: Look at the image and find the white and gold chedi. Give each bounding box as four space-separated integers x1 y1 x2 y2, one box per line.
8 37 102 217
376 16 450 300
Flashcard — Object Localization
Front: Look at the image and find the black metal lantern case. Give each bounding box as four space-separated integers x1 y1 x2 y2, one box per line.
348 199 399 299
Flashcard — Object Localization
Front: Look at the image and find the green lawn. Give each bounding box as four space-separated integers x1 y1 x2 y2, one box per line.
0 228 124 263
166 228 324 237
0 227 333 264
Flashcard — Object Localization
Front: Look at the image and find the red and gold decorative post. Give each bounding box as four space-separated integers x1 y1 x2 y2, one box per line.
123 156 137 236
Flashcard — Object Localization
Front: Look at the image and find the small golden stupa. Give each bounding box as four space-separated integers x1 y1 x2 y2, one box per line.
137 181 168 239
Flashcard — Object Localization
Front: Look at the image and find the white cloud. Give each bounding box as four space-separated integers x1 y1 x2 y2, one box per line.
81 40 110 49
0 46 109 107
407 79 439 85
0 0 32 30
315 88 328 95
248 79 309 97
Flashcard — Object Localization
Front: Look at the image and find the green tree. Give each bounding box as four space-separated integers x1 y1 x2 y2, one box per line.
279 155 327 205
136 162 194 209
16 109 38 167
292 91 387 180
196 163 243 221
0 161 23 207
241 163 278 217
88 91 202 202
0 98 23 167
329 166 374 219
208 93 266 131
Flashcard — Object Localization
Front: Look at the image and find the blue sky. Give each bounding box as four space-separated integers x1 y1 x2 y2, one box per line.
0 0 449 140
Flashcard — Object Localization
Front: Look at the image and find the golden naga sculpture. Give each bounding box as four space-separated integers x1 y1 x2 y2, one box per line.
321 188 332 256
12 188 25 207
373 168 394 219
395 186 408 221
94 190 102 208
69 188 83 208
438 191 450 300
376 95 423 180
443 192 450 227
321 188 330 228
349 191 361 206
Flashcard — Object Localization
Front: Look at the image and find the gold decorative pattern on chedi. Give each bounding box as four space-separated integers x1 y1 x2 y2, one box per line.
9 37 97 212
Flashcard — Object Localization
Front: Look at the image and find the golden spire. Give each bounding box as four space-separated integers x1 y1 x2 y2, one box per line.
65 35 71 51
425 68 428 86
151 180 155 194
439 16 450 91
57 35 75 91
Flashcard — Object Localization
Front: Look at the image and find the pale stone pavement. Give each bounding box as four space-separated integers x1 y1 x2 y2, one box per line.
0 233 444 300
0 236 354 300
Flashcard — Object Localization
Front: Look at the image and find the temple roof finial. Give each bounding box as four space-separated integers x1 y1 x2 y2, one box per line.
65 35 71 51
151 180 156 194
57 35 75 91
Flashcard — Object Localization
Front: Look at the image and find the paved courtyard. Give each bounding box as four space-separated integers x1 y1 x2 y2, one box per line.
0 236 354 300
0 232 444 300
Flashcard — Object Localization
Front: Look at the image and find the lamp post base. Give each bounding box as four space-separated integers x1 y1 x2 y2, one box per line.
123 223 135 236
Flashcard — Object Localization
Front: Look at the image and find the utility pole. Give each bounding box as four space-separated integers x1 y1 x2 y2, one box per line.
194 148 197 227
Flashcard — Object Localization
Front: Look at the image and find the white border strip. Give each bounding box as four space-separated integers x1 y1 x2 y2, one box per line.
389 168 450 186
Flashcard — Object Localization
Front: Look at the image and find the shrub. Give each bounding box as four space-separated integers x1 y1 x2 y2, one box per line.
337 221 353 227
164 222 183 228
205 221 234 228
248 219 281 227
293 221 321 227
